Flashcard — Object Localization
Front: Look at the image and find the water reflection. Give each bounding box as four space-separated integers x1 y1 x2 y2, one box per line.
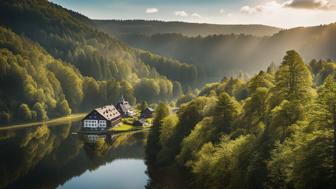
0 121 148 189
58 159 147 189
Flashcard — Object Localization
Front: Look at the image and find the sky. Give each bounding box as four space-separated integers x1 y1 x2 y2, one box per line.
50 0 336 28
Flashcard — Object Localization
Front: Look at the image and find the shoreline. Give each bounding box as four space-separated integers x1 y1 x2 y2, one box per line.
0 113 86 131
77 126 151 135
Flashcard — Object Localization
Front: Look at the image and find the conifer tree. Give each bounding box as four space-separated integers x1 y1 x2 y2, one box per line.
146 103 170 163
313 75 336 180
215 92 241 133
272 50 314 106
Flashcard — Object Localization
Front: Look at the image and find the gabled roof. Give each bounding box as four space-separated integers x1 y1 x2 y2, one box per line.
142 107 154 114
145 107 154 112
116 99 132 113
95 105 121 121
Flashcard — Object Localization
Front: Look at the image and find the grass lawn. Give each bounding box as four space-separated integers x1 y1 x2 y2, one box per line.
111 122 140 131
110 117 153 132
146 118 154 124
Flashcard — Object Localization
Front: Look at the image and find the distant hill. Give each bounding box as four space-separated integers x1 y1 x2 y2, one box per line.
113 23 336 81
0 0 196 123
94 20 282 37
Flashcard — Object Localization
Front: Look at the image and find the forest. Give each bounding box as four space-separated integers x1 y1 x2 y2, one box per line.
0 0 198 124
0 0 335 188
99 23 336 81
146 50 336 189
94 20 281 37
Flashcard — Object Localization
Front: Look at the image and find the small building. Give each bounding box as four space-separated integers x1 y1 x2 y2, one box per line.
115 96 135 117
81 105 122 131
172 107 180 113
133 118 146 127
141 107 154 118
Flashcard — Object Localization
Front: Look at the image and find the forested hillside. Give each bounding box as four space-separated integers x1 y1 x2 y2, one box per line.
114 23 336 81
95 20 281 37
0 0 199 124
146 50 336 189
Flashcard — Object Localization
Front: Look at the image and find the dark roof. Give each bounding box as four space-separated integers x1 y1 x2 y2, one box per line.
134 118 146 125
95 105 121 121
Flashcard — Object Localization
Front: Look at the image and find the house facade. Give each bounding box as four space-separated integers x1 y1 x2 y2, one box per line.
82 105 122 131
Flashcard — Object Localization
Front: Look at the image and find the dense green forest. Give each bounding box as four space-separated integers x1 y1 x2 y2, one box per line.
105 24 336 81
0 0 335 188
95 20 281 37
0 0 199 124
146 50 335 189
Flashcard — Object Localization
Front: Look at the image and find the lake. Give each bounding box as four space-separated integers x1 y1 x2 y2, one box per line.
0 121 149 189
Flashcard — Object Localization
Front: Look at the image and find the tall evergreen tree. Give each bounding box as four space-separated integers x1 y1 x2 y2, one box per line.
271 50 315 107
312 75 336 181
146 103 170 163
215 92 241 133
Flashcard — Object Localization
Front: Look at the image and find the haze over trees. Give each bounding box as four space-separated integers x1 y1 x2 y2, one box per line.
146 50 336 189
0 0 334 188
98 23 336 81
94 20 281 37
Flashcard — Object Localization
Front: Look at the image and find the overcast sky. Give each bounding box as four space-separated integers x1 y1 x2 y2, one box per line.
51 0 336 28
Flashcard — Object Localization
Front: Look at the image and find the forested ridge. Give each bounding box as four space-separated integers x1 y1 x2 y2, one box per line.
0 0 198 124
95 20 281 37
107 23 336 81
0 0 335 188
146 50 336 189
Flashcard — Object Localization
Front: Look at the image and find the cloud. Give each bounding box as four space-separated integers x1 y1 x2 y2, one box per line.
191 13 202 18
146 8 159 14
240 0 336 12
285 0 336 10
174 11 188 17
220 8 225 14
240 1 284 14
240 5 260 14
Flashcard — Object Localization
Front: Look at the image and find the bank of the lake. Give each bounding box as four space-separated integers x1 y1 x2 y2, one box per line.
1 114 152 134
0 113 86 131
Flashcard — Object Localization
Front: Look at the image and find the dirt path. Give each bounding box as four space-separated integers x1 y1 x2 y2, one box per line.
0 113 86 131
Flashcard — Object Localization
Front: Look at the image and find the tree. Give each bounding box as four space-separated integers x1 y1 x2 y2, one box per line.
247 71 274 94
310 75 336 181
134 78 160 102
140 101 148 112
157 114 179 163
270 100 304 139
82 77 100 108
268 51 315 139
146 103 170 163
242 87 269 132
271 50 315 106
173 81 183 98
176 93 196 106
161 96 217 164
18 104 32 121
56 99 71 116
33 102 48 121
177 117 215 166
267 127 334 189
215 92 241 133
0 111 11 124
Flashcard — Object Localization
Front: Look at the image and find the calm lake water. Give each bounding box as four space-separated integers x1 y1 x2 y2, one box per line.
0 121 149 189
